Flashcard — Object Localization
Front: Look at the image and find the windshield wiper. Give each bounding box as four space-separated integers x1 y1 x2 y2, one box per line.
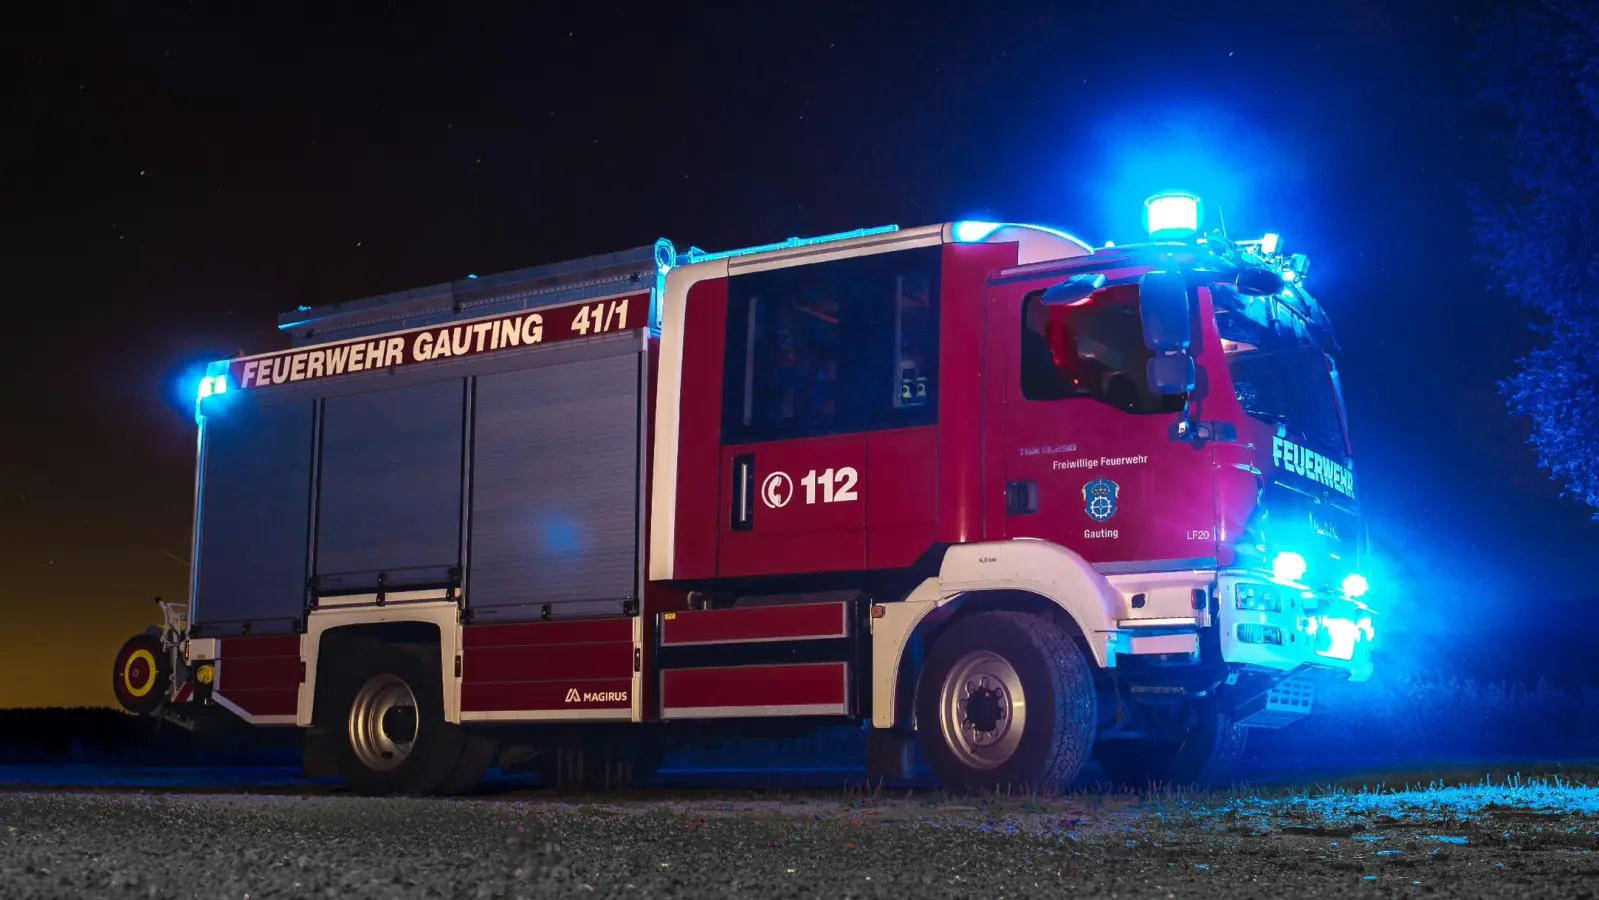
1242 407 1295 428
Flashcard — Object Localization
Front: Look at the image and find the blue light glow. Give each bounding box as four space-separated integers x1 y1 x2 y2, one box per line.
1144 191 1201 238
1316 616 1361 661
186 360 236 422
1272 550 1308 582
953 221 1003 243
195 373 230 401
1261 233 1281 255
1282 268 1298 283
1342 572 1369 598
540 516 583 555
1081 104 1312 252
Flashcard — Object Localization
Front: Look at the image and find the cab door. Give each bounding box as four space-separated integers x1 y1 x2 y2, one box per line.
715 248 942 579
985 280 1201 567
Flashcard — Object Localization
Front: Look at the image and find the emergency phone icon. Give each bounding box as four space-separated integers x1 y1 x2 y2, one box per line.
761 471 794 509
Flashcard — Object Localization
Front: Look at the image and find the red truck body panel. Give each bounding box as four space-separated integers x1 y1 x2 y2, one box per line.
460 618 633 716
214 635 300 719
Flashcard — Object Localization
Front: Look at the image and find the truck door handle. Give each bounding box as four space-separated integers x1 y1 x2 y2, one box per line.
731 454 755 531
1006 480 1039 515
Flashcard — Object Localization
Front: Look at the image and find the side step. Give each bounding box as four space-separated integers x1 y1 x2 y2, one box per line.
1232 670 1317 729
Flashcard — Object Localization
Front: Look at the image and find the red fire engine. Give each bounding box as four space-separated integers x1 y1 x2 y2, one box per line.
112 193 1375 794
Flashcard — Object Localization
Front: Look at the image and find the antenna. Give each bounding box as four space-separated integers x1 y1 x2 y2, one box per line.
1215 205 1230 240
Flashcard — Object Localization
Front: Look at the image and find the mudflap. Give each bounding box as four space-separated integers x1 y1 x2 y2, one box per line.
304 727 338 780
866 728 917 782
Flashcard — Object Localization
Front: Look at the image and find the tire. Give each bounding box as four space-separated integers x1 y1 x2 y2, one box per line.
1094 700 1249 790
112 633 170 716
326 644 465 796
915 611 1098 794
436 732 500 796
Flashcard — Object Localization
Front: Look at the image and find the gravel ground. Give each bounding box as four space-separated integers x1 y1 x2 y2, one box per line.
3 779 1599 898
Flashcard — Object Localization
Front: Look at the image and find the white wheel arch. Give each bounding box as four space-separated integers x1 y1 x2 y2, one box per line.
299 598 462 728
870 539 1124 729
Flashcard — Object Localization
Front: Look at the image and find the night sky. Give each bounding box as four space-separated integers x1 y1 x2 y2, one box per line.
6 1 1593 709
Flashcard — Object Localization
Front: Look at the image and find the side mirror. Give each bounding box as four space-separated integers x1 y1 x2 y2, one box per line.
1138 270 1190 353
1039 273 1106 306
1147 354 1195 395
1236 267 1285 297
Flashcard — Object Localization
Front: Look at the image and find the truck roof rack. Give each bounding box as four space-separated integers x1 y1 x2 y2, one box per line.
276 241 671 348
672 225 900 267
273 224 903 347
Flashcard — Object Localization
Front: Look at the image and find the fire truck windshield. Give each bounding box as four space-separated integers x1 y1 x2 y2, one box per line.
1212 285 1346 451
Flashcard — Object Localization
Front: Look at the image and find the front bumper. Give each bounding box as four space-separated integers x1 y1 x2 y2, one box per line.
1216 569 1375 683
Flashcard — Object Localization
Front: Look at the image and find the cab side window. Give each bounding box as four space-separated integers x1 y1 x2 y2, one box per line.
722 246 941 444
1019 284 1183 414
877 262 939 429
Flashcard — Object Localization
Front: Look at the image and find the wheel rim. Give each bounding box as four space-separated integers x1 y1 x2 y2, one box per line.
938 650 1027 771
348 674 419 772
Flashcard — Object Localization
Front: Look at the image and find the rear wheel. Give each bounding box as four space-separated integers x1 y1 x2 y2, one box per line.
326 645 465 796
1093 699 1248 790
915 611 1098 794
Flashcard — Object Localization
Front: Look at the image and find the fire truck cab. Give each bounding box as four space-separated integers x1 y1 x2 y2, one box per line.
114 192 1375 795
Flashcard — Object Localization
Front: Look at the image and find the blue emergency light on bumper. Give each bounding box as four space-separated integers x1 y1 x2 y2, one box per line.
1216 571 1375 682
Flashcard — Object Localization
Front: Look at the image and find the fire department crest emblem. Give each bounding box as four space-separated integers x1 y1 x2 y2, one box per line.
1083 478 1119 522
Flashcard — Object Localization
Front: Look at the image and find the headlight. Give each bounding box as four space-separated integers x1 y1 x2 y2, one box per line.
1236 584 1282 612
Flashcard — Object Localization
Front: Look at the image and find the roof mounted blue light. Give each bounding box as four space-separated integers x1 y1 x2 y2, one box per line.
1143 191 1202 241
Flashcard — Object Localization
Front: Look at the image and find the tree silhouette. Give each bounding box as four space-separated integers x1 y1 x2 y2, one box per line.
1471 1 1599 517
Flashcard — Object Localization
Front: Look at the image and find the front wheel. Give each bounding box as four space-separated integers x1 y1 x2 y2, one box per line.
324 645 466 796
915 611 1098 794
